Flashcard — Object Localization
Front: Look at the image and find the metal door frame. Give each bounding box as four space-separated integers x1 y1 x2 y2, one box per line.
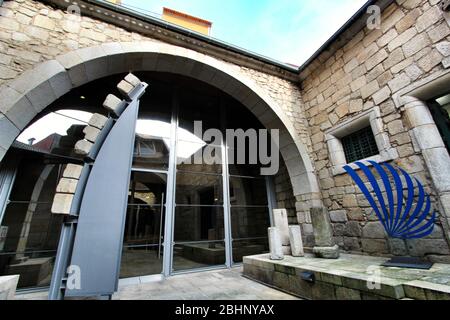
121 167 169 282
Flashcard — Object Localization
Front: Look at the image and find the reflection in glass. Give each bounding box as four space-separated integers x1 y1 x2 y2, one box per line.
174 207 224 242
0 251 58 288
230 207 270 240
0 159 64 289
229 177 268 206
15 110 93 159
133 119 171 170
172 241 226 272
176 172 223 205
232 238 269 263
177 143 222 174
121 171 166 278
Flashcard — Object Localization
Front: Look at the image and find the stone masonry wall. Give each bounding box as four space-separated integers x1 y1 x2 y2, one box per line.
300 0 450 262
0 0 309 151
0 0 310 221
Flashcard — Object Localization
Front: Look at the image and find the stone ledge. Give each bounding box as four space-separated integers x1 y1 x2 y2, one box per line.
243 253 450 300
0 275 19 300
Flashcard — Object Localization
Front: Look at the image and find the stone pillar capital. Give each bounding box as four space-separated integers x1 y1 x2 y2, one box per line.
400 95 427 109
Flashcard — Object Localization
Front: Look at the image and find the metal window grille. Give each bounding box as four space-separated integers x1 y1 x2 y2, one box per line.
342 126 379 163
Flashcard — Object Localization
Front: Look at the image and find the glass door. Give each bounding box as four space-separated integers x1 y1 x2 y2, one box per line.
119 170 167 278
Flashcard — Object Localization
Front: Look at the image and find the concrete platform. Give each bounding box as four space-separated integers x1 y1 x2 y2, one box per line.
243 253 450 300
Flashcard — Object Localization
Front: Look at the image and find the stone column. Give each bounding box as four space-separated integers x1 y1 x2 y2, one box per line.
273 209 291 255
268 227 284 260
288 225 304 257
310 207 339 259
403 96 450 232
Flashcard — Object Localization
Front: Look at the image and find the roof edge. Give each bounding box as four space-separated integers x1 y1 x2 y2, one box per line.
299 0 396 76
86 0 299 73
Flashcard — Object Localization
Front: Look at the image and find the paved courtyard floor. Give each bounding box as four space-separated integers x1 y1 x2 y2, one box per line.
15 267 300 300
114 267 299 300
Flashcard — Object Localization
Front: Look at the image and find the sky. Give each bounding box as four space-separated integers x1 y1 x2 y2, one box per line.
121 0 368 65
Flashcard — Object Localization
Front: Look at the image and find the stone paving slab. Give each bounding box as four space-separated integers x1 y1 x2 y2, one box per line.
243 253 450 300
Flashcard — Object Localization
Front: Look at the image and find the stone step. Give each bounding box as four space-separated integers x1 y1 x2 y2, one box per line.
243 253 450 300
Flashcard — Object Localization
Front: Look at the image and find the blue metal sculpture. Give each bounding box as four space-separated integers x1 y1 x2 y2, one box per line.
344 161 436 240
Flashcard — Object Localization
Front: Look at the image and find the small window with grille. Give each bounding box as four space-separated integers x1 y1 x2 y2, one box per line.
341 126 379 163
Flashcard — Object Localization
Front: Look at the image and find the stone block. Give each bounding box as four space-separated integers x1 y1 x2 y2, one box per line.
268 227 284 260
361 239 388 254
124 73 141 87
84 58 109 82
407 239 450 256
402 33 431 57
25 80 57 113
413 125 446 150
51 193 74 215
273 209 290 246
372 86 391 105
0 85 36 130
282 245 292 256
8 60 65 96
74 139 93 156
63 164 83 180
83 125 101 143
310 207 335 247
0 114 19 151
360 80 380 99
387 73 411 93
436 41 450 57
329 210 348 223
388 28 417 52
48 71 72 99
443 56 450 68
88 113 108 130
66 64 89 88
288 225 305 257
404 280 450 300
0 275 19 300
335 286 361 300
416 6 442 33
312 245 340 259
345 221 362 237
404 283 427 300
56 178 78 194
289 274 313 299
117 80 134 96
311 281 336 300
362 222 386 239
419 147 450 192
103 94 123 114
33 15 55 30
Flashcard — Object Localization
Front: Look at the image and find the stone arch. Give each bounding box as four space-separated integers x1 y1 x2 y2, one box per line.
0 41 320 202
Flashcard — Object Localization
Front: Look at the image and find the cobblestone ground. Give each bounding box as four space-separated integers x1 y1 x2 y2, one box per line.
15 267 300 300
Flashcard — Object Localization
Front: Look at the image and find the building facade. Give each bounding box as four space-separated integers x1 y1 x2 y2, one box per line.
0 0 449 296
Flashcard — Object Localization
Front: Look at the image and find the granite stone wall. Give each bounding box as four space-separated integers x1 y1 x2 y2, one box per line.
1 0 450 260
300 0 450 261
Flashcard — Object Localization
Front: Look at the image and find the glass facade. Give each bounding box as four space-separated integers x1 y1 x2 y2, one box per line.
0 155 81 289
0 73 274 289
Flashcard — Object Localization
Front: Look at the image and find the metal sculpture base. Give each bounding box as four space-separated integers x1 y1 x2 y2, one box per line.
381 256 433 270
